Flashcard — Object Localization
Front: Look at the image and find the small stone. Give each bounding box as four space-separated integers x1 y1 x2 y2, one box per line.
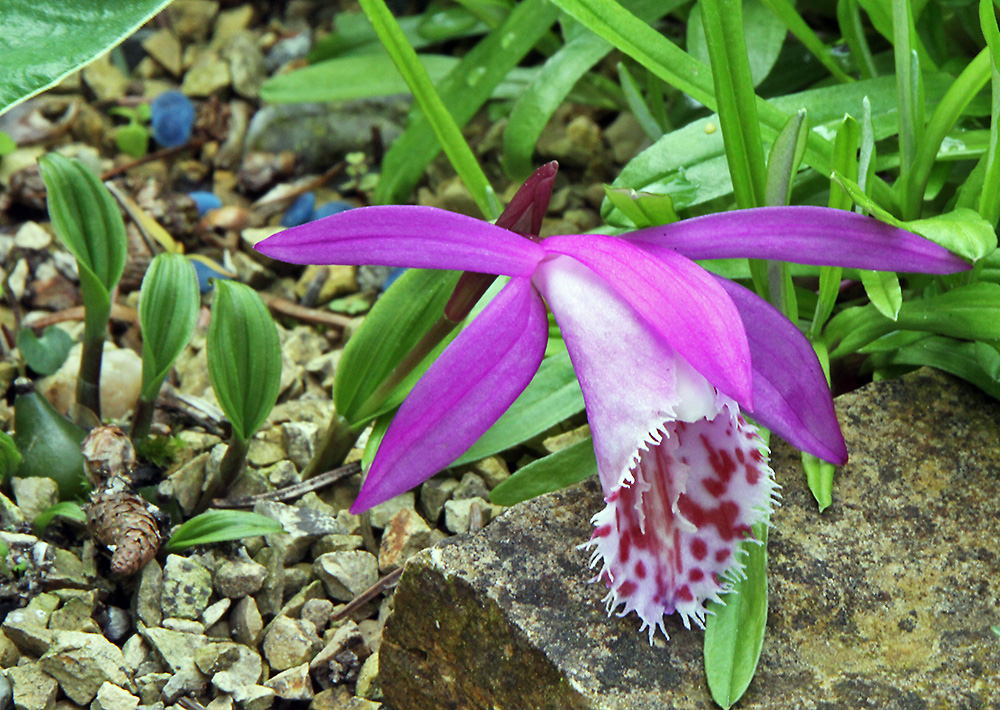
419 478 458 522
214 559 268 598
247 439 284 467
253 547 284 617
161 555 212 620
162 618 205 634
452 473 489 501
300 600 334 635
354 652 381 701
469 456 510 489
230 597 264 647
233 684 274 710
0 492 25 529
7 662 57 710
47 595 98 633
13 222 51 250
261 617 321 672
183 51 231 97
201 642 263 694
263 663 313 700
166 0 220 42
9 478 59 524
120 635 149 670
99 606 131 643
142 30 183 76
0 631 21 668
38 631 130 705
205 695 235 710
37 345 142 420
90 682 139 710
264 32 312 73
368 493 415 529
2 608 54 657
309 621 368 690
281 422 320 471
313 551 378 602
223 32 266 100
540 423 591 454
311 534 364 556
202 599 231 629
133 559 162 628
213 5 255 47
444 497 499 534
378 509 434 573
133 673 170 705
82 55 128 102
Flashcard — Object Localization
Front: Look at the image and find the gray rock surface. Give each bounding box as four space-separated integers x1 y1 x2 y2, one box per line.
380 369 1000 709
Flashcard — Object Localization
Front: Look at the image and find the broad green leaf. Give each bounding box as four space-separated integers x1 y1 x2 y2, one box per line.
261 54 460 104
360 0 500 219
0 0 174 116
13 390 88 500
704 522 769 709
17 326 73 376
165 510 285 552
139 254 200 400
904 208 998 263
0 431 21 480
980 0 1000 227
38 153 127 342
115 123 149 159
859 270 902 320
207 281 282 442
452 351 585 466
874 335 1000 400
828 282 1000 357
490 437 597 506
335 269 461 425
0 132 15 156
376 0 560 206
32 501 86 535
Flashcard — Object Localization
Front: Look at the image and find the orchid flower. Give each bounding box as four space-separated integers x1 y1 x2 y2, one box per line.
255 178 969 639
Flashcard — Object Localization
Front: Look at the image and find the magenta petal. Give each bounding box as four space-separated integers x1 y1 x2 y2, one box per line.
351 278 548 513
625 206 970 273
541 234 753 408
716 277 847 464
254 205 545 276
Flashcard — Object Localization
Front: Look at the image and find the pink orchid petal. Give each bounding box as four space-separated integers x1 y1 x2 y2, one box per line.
625 206 970 273
541 234 753 408
351 277 548 513
533 255 721 493
715 278 848 464
254 205 545 276
588 393 776 640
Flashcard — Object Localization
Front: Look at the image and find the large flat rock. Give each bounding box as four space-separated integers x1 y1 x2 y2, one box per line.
380 369 1000 708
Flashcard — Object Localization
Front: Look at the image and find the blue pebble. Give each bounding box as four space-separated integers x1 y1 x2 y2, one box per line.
188 191 222 216
281 192 316 227
313 200 353 220
191 259 232 294
150 91 195 148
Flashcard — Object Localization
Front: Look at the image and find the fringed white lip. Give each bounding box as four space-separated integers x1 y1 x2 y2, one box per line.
535 254 777 641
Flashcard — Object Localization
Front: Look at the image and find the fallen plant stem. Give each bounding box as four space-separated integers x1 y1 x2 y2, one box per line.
28 304 138 329
332 567 403 622
100 138 209 181
260 293 353 330
212 461 362 508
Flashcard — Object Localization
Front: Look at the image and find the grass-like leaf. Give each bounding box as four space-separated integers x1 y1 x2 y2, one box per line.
164 510 285 552
207 281 282 442
704 522 769 708
490 437 597 506
979 0 1000 226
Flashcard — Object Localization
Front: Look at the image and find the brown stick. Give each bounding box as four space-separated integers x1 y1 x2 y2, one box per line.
211 460 362 508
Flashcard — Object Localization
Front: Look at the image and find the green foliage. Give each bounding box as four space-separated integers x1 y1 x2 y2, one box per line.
0 132 15 156
32 502 87 536
12 390 88 500
0 431 22 482
207 281 282 443
138 254 200 402
489 438 597 506
0 0 174 116
17 326 73 376
164 510 285 552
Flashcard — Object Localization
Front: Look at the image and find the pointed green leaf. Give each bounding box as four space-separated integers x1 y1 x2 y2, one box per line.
0 0 174 116
139 254 200 401
453 351 585 466
904 208 998 263
33 501 86 536
859 270 902 320
207 281 282 442
38 153 127 342
335 268 461 425
165 510 285 552
875 335 1000 400
13 391 88 500
765 109 809 208
704 522 769 709
802 452 836 511
17 326 73 376
489 437 597 506
0 431 21 481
